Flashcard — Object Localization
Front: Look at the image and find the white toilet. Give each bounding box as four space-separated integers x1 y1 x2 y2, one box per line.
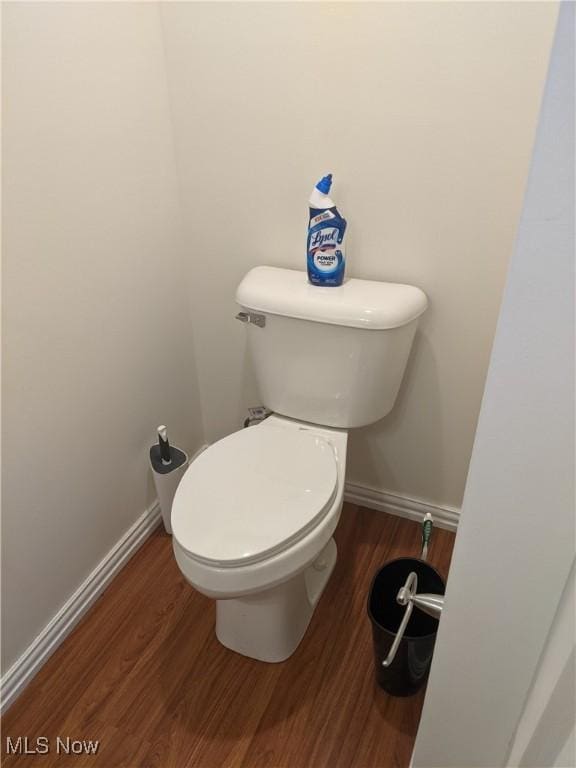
171 266 427 662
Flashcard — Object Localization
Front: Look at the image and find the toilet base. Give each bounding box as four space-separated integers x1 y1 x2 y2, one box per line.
215 538 337 662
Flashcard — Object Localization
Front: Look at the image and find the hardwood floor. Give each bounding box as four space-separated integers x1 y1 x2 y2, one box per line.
1 504 455 768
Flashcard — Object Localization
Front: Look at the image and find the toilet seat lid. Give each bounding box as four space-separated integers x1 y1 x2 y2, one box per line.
172 426 338 567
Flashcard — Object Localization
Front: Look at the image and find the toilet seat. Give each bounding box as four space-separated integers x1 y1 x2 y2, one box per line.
172 425 338 568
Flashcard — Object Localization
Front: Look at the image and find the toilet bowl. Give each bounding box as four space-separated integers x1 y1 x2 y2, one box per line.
172 415 348 662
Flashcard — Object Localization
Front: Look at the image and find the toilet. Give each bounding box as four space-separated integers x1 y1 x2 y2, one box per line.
171 266 427 662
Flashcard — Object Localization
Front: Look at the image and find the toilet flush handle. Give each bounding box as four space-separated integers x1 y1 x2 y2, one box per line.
235 311 266 328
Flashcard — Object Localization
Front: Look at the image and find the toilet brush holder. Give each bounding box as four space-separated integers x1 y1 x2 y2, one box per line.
149 426 188 534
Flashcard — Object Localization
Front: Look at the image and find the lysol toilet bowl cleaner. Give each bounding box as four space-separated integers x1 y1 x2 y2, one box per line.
307 174 347 287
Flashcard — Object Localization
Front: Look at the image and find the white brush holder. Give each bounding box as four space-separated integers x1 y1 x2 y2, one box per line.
149 445 188 534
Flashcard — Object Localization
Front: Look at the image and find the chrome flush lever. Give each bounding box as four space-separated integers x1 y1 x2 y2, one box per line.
235 311 266 328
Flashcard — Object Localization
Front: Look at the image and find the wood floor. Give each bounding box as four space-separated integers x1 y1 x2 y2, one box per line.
1 504 455 768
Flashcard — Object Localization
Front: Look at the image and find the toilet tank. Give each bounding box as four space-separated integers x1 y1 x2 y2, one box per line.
236 266 428 429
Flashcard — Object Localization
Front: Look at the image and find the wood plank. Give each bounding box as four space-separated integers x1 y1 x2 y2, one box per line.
1 505 455 768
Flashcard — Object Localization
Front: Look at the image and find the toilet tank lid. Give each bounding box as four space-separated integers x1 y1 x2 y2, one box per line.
236 266 428 330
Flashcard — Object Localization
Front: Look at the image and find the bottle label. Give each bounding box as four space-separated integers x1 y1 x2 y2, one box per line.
310 226 339 254
307 206 347 285
310 210 335 227
314 248 340 273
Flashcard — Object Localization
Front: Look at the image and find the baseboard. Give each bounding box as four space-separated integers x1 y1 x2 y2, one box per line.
0 501 162 713
344 482 460 531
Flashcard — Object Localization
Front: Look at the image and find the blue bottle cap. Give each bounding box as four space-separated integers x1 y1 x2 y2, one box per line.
315 174 333 194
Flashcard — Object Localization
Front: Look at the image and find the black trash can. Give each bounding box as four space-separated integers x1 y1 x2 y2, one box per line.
367 557 445 696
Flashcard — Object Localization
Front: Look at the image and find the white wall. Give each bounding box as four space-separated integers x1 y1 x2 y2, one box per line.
507 560 575 767
161 1 558 510
413 3 574 765
1 3 203 674
554 726 575 768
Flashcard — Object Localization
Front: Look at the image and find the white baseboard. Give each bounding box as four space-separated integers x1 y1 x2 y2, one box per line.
0 501 162 713
344 481 460 531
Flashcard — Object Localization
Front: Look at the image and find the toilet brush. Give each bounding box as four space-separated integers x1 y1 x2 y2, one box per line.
149 425 188 534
